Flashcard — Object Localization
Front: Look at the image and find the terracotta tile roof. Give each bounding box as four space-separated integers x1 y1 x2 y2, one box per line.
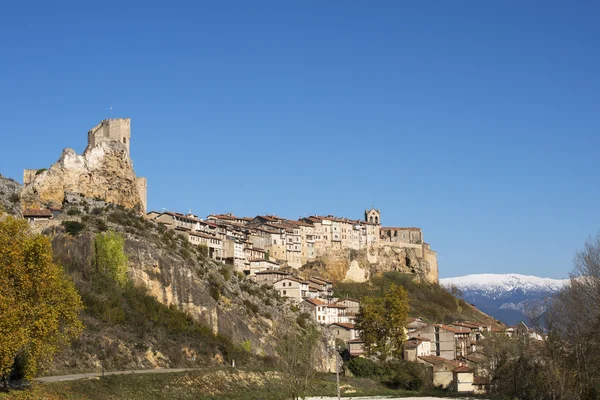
254 270 289 275
23 208 52 217
407 336 430 342
187 231 221 240
303 298 326 306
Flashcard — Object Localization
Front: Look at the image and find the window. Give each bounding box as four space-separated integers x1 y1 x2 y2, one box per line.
282 290 286 295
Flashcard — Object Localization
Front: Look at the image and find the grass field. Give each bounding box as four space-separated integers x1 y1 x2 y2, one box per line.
0 369 466 400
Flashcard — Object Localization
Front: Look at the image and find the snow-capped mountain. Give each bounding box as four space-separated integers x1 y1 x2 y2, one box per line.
440 274 569 326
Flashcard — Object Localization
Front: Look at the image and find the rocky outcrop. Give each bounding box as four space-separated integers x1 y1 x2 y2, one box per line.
21 141 144 212
301 245 437 284
0 174 22 216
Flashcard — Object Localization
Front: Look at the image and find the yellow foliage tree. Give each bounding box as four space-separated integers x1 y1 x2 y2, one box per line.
354 283 409 359
0 217 83 387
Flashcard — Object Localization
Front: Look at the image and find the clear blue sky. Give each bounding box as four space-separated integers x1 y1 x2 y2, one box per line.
1 1 599 279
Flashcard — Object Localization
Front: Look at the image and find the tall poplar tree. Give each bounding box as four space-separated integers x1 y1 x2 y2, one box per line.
0 217 83 389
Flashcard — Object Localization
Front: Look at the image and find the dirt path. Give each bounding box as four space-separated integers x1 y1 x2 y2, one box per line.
36 367 205 383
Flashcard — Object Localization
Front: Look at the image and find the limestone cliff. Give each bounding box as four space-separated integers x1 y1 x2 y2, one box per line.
300 245 438 284
21 119 146 213
0 174 21 216
46 205 296 372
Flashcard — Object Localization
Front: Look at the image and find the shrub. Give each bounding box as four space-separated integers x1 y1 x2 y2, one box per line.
67 208 81 216
91 207 103 215
219 267 231 282
210 285 221 302
62 221 85 236
347 357 380 378
35 168 47 175
9 193 20 203
243 299 259 315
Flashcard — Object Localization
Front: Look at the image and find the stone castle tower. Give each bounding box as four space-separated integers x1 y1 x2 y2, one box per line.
22 117 147 214
365 207 381 225
86 118 131 155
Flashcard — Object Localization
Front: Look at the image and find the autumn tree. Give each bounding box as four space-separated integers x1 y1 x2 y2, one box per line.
355 283 409 359
0 217 83 390
94 231 128 286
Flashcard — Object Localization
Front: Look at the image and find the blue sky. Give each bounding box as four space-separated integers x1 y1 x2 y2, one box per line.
1 1 599 279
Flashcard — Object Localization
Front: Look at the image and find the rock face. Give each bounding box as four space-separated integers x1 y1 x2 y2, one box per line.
0 174 22 216
370 244 438 283
21 119 147 213
50 225 288 358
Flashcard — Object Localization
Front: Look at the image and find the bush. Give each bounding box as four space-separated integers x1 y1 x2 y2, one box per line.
382 360 431 391
67 208 81 216
9 193 20 203
219 267 231 282
210 285 221 302
62 220 85 236
347 357 381 378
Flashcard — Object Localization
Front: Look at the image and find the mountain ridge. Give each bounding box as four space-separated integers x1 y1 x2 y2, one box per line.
439 273 569 325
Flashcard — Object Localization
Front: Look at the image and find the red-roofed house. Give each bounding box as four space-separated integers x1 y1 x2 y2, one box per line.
328 323 358 343
403 337 431 361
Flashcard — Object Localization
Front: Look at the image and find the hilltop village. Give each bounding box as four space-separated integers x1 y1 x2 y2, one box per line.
9 118 535 395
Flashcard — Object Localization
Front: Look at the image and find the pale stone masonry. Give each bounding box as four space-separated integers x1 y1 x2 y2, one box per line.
146 207 439 283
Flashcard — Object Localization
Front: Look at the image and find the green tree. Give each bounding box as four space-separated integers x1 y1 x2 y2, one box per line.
355 283 409 359
94 231 129 286
0 217 83 390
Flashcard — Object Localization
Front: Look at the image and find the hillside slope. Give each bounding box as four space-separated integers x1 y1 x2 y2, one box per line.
334 272 501 327
41 202 297 375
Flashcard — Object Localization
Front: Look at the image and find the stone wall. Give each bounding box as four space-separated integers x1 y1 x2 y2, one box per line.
22 119 146 214
86 118 131 155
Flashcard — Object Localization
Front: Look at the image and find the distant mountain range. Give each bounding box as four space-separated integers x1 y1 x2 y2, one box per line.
440 274 569 326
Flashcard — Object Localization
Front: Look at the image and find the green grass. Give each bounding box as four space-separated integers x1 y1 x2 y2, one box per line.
0 369 461 400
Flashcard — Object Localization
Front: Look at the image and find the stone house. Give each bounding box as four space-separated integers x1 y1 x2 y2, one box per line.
301 298 349 325
273 277 309 303
417 356 461 388
254 270 289 286
183 230 223 261
328 323 358 343
308 277 334 300
453 366 475 393
412 324 457 360
403 337 431 361
22 208 53 222
246 259 280 276
335 298 360 314
224 237 246 271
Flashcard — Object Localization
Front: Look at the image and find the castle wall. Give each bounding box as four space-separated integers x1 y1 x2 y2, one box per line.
425 247 439 283
87 118 131 155
136 177 147 214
